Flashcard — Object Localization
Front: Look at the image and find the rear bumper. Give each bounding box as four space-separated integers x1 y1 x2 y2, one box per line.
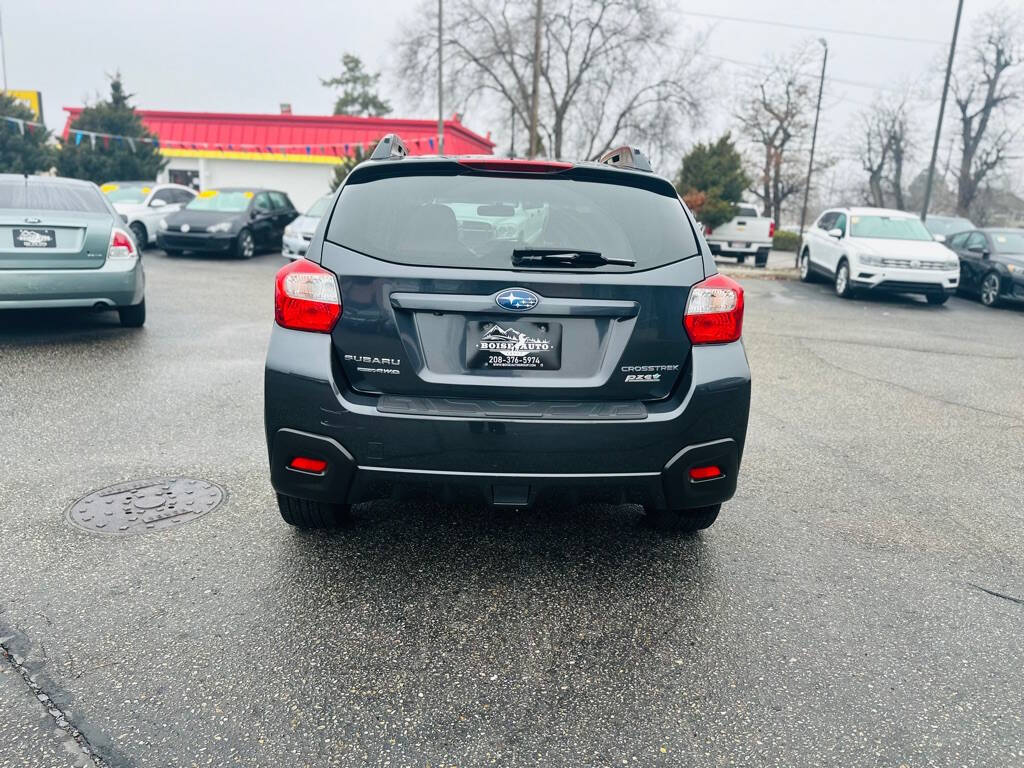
156 232 235 253
0 256 144 309
264 328 751 510
707 241 768 255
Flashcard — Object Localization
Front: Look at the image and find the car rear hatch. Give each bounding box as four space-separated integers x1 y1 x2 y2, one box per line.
0 179 113 270
319 160 706 406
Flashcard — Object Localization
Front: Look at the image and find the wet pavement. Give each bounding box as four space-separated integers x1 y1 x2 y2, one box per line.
1 250 1022 767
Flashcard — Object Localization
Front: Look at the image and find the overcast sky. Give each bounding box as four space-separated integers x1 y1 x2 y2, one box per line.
5 0 1015 179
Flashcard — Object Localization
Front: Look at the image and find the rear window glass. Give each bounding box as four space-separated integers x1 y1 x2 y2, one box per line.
0 180 109 213
326 172 698 271
736 206 759 217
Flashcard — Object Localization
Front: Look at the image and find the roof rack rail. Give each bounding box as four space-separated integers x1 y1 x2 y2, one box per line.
598 145 651 172
370 133 409 161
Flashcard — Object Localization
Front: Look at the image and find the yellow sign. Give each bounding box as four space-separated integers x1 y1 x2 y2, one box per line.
198 189 218 198
5 90 44 122
100 183 118 193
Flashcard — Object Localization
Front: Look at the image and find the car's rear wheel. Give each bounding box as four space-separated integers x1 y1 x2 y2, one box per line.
736 253 746 264
276 493 351 529
644 504 721 533
755 248 770 268
926 293 949 305
129 222 147 251
118 299 146 328
980 272 1001 307
799 249 815 282
834 259 855 298
236 228 255 259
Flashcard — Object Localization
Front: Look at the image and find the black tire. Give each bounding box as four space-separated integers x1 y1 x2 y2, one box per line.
736 253 746 264
799 249 815 282
236 228 256 259
164 249 182 257
754 248 770 268
926 293 949 306
834 258 855 299
644 504 721 533
118 299 146 328
129 222 147 251
979 271 1001 307
276 493 351 529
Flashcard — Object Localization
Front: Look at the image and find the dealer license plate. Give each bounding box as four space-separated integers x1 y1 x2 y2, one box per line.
466 321 562 370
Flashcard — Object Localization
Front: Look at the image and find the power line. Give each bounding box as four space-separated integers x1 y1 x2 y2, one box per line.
702 53 904 94
682 10 945 46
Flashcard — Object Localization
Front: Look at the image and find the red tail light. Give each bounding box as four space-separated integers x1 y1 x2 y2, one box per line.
689 465 723 480
684 273 744 345
107 227 137 259
457 158 573 173
769 220 776 238
289 456 327 473
703 224 713 236
274 259 341 333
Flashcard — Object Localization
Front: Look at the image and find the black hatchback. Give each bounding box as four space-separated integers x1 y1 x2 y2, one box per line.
264 136 751 533
157 188 297 259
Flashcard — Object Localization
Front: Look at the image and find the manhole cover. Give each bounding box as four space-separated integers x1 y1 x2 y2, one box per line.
66 477 225 535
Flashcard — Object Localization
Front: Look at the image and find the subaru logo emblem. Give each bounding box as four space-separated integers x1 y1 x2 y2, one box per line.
495 288 539 311
181 223 191 233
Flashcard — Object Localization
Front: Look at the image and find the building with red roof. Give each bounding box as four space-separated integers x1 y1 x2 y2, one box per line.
62 108 495 210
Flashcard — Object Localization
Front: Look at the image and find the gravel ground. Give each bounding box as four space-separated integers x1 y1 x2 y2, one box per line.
0 249 1022 767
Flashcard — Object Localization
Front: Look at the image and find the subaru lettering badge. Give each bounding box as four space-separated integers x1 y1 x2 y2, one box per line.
495 288 540 312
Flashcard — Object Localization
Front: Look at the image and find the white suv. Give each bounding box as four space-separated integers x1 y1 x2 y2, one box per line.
799 207 959 304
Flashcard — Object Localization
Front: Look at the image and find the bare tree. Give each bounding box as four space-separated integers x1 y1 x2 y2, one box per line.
394 0 705 164
854 97 913 208
734 46 815 223
950 5 1023 217
858 109 891 207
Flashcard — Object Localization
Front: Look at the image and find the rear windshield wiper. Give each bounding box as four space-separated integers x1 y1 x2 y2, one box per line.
511 248 635 268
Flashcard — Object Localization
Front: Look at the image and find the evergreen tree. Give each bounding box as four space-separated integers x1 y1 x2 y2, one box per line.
675 133 750 229
57 74 166 184
329 142 376 191
0 92 55 174
322 54 392 117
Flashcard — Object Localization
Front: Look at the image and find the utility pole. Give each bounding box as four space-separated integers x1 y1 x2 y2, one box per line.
528 0 542 158
921 0 964 222
437 0 444 154
510 106 516 157
797 38 827 265
0 7 8 93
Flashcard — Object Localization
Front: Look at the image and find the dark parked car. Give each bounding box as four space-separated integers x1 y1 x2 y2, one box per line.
264 136 751 533
947 228 1024 307
923 214 975 243
156 188 297 258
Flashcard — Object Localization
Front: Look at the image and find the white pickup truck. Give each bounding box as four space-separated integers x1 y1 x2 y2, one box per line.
702 204 774 267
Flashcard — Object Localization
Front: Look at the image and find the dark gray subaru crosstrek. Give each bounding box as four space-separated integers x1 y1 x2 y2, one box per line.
264 136 750 532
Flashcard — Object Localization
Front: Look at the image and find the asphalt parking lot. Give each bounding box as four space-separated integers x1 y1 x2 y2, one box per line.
1 250 1022 768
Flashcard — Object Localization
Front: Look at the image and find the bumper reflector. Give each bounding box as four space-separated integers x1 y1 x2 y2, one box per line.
689 465 723 480
289 456 328 473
